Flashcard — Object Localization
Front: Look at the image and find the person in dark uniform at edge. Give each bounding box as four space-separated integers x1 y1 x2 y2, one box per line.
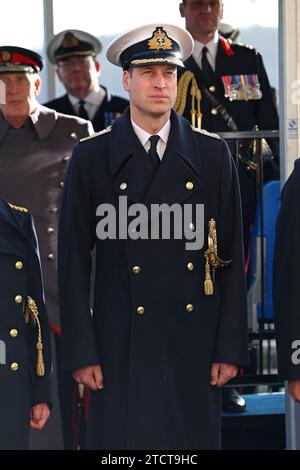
178 0 280 413
58 23 249 450
0 197 52 449
45 29 129 132
273 159 300 404
0 46 93 449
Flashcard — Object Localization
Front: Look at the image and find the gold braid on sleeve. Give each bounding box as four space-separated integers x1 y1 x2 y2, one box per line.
174 71 202 129
25 297 45 376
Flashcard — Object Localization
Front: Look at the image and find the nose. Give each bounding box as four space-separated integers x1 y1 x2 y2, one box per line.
153 73 166 89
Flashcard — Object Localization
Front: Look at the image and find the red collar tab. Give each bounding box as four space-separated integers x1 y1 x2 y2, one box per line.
219 36 235 57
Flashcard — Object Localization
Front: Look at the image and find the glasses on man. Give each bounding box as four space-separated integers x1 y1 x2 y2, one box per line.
58 56 93 70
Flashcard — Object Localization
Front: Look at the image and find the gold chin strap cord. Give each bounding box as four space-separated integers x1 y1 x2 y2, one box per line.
24 297 45 376
174 71 202 129
204 219 231 296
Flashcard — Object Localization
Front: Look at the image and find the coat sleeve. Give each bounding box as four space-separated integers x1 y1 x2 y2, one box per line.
58 143 100 372
273 160 300 380
212 140 249 367
25 213 52 407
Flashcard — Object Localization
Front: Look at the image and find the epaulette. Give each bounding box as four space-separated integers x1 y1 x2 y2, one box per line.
236 41 254 50
80 126 112 143
8 203 28 213
192 127 220 140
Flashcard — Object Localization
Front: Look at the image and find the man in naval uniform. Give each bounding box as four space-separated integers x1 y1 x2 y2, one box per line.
0 197 52 449
0 46 93 449
45 29 129 132
178 0 280 412
273 159 300 403
58 23 248 450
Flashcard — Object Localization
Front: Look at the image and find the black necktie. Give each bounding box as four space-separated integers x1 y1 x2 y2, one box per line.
201 47 215 85
148 135 160 169
78 100 89 120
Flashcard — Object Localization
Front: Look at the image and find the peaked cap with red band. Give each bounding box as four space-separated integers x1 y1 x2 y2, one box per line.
0 46 43 74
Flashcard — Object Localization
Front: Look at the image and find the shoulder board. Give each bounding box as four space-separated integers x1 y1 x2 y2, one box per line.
192 127 220 140
80 126 112 143
9 203 28 213
235 41 254 51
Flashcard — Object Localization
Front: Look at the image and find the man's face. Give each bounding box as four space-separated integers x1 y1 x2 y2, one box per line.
123 64 177 121
180 0 223 39
56 55 100 99
0 72 40 120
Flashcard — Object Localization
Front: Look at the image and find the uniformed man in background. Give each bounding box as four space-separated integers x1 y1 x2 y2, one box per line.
45 29 129 132
0 46 93 449
177 0 280 412
273 159 300 403
58 23 248 449
0 196 52 449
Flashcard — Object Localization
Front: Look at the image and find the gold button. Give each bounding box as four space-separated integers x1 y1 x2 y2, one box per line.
120 183 127 191
209 85 216 93
50 207 59 214
187 263 194 271
59 181 64 188
211 108 218 115
136 306 145 315
48 253 55 261
15 295 23 304
10 362 19 372
132 266 141 274
189 222 195 232
186 304 194 313
186 182 194 190
15 261 23 270
47 227 54 235
10 329 18 338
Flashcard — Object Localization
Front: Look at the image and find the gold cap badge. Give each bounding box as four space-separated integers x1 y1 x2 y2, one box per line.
148 27 173 51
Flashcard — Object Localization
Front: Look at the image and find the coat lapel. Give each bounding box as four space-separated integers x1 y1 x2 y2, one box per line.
0 198 27 255
109 109 202 207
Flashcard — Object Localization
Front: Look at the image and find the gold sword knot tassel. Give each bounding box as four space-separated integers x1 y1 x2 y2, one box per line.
25 296 45 376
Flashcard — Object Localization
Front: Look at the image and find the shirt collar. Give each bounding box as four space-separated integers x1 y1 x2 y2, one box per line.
192 31 219 66
130 118 171 148
68 85 105 107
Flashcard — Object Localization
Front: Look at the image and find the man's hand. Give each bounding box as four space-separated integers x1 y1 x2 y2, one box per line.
30 403 50 430
210 362 238 387
288 380 300 403
73 364 104 391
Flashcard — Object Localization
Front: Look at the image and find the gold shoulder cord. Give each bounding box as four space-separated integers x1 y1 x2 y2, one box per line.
204 219 231 296
174 71 202 129
25 297 45 376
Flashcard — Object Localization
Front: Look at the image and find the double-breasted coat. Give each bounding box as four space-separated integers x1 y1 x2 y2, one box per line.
0 197 51 449
273 159 300 380
58 109 249 450
0 105 93 327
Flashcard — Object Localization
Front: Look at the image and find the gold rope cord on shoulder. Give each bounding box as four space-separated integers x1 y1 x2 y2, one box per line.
25 297 45 376
174 71 202 129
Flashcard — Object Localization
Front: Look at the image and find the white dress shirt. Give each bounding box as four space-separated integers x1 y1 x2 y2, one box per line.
192 31 219 71
131 118 171 160
68 86 106 120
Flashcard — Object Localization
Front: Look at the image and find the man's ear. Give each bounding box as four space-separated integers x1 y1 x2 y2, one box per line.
179 2 185 18
95 60 101 75
123 70 130 92
34 76 42 97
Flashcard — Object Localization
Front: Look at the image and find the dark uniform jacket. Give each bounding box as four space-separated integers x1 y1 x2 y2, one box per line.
58 108 248 450
273 159 300 380
0 197 51 449
45 87 129 132
0 105 93 327
178 37 279 253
